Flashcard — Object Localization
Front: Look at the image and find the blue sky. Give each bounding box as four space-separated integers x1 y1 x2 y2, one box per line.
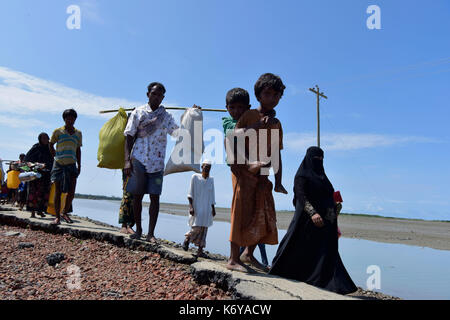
0 0 449 220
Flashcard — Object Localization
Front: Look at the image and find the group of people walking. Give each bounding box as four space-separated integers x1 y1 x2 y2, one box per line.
0 109 82 225
118 73 357 295
1 72 357 295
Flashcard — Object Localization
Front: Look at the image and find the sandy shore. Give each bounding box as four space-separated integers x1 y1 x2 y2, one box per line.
158 203 450 251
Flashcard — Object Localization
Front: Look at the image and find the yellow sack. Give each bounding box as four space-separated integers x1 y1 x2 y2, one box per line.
7 170 20 189
97 108 128 169
46 183 68 216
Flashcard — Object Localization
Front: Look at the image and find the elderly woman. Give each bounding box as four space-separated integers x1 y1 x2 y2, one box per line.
269 146 357 295
24 133 53 218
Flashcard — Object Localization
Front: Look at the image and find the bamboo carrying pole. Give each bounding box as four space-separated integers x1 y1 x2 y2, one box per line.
99 106 227 114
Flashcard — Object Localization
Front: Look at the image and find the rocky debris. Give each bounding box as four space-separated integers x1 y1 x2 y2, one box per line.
18 243 34 249
0 225 232 300
46 253 66 266
0 210 400 300
102 290 123 299
3 231 26 237
349 288 402 300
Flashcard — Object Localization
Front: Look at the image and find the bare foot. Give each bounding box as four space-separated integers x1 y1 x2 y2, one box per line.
226 260 254 273
126 226 135 235
146 236 158 243
120 227 128 234
51 218 61 225
240 253 270 272
274 184 288 194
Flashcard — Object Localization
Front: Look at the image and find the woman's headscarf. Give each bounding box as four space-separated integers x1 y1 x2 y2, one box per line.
24 133 53 168
294 146 335 212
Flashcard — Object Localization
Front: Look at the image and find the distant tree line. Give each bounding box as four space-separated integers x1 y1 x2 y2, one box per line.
74 193 122 201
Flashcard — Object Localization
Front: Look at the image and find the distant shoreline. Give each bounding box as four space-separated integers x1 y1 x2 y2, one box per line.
75 194 450 251
74 193 449 223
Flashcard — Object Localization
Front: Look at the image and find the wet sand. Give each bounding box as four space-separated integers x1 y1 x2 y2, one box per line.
158 203 450 251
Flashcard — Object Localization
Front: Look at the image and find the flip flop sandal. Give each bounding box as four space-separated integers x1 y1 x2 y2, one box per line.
146 237 158 244
129 233 142 240
61 214 74 224
182 239 189 251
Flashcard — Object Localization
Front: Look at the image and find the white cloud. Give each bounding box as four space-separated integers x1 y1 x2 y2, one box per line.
284 132 438 151
0 114 50 129
0 141 28 151
80 0 104 25
0 66 183 119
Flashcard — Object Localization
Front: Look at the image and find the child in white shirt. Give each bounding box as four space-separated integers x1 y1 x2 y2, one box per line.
183 159 216 257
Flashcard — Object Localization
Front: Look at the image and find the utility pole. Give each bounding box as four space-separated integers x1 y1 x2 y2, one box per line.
309 85 328 148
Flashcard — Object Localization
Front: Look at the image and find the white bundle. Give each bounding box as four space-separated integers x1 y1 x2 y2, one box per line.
19 172 42 182
164 108 204 176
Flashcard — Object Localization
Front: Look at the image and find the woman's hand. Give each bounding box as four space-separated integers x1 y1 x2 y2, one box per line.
311 213 324 228
335 202 343 215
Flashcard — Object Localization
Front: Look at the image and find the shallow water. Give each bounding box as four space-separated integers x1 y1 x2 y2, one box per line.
73 198 450 300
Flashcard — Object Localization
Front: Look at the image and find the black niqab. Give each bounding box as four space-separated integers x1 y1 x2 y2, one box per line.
294 146 335 215
24 133 53 169
269 146 357 295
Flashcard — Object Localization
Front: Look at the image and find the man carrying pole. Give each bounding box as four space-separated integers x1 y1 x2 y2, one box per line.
123 82 200 242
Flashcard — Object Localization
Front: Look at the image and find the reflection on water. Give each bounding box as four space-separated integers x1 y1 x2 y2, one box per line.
73 199 450 300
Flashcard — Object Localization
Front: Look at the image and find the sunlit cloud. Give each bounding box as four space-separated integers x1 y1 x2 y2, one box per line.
0 114 51 129
80 0 104 25
0 66 182 119
284 132 439 152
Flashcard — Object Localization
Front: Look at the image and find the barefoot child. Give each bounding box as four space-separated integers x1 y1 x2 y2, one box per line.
183 159 216 257
223 88 273 272
49 108 82 225
227 73 288 272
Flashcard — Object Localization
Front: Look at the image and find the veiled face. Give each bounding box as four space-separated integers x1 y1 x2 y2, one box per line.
307 146 324 159
306 147 325 174
39 134 49 145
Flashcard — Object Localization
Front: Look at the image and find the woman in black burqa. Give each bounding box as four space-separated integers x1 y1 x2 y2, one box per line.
24 132 54 218
269 146 357 295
